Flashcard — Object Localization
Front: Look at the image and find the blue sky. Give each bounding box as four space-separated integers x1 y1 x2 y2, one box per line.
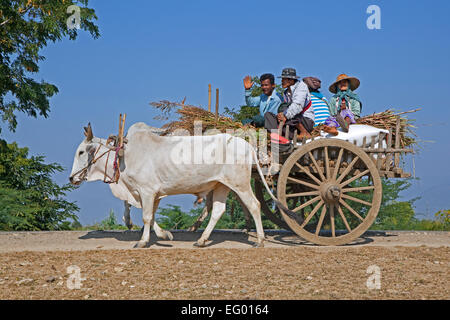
2 0 450 225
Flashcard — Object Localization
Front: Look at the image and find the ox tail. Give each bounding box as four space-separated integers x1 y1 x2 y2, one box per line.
251 147 303 223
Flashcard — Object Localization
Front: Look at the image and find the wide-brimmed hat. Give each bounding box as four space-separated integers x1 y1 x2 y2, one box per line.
329 74 360 93
278 67 300 80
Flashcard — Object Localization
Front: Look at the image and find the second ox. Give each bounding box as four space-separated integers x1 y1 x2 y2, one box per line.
69 122 288 248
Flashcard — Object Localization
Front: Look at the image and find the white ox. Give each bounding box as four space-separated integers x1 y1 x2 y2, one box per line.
69 122 281 248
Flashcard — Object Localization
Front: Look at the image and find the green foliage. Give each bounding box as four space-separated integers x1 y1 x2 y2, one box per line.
435 209 450 225
96 209 127 230
0 0 100 133
156 188 278 230
223 105 260 123
79 209 141 231
154 179 448 232
0 139 79 230
156 205 201 230
372 179 419 230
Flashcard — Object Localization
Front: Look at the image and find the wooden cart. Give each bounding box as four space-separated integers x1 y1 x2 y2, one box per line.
254 117 413 245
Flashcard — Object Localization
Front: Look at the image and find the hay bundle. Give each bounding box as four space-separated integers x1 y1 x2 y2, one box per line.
150 100 255 135
355 109 418 147
310 109 418 148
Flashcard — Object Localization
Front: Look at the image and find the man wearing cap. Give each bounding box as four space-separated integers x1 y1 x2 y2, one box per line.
264 68 315 139
323 73 363 135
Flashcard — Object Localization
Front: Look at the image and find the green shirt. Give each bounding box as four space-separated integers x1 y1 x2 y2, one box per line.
328 96 362 119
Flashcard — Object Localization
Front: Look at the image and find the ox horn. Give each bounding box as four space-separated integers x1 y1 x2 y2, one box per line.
83 123 93 141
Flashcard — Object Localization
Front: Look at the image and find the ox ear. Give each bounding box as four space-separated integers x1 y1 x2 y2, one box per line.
83 123 93 142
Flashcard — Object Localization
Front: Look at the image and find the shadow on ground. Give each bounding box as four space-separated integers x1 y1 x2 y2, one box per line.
78 229 393 247
78 229 259 247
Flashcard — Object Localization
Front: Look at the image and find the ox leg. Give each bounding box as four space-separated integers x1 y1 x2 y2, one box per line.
236 194 253 232
195 185 230 247
122 201 133 230
152 198 174 241
188 191 213 232
134 193 156 248
234 187 265 247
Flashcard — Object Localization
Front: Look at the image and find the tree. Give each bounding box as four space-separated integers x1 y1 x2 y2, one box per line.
0 139 79 230
372 179 419 230
0 0 99 133
156 205 202 230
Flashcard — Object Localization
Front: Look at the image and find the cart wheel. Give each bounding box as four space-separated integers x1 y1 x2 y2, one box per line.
277 139 382 245
254 179 290 230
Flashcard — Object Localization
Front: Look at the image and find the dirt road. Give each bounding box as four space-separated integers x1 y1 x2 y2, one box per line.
0 230 448 300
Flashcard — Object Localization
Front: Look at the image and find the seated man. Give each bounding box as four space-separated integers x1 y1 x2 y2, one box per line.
264 68 315 139
323 74 363 135
303 76 331 126
242 73 282 127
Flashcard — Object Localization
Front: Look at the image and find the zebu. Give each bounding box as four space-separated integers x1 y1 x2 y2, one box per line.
69 122 283 248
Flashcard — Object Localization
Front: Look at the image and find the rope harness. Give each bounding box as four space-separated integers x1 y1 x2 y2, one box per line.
70 138 123 184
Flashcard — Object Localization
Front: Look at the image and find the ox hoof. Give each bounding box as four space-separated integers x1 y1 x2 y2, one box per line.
252 242 264 248
194 240 207 248
164 231 174 241
133 241 149 248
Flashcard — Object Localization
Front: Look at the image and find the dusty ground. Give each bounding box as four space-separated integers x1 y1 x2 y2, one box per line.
0 230 448 300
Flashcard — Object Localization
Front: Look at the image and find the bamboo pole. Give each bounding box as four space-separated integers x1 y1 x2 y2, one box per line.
208 84 211 112
116 114 123 182
394 116 401 168
215 88 219 122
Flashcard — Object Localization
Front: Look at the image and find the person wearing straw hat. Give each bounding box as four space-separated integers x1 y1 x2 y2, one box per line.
264 67 315 140
322 73 363 136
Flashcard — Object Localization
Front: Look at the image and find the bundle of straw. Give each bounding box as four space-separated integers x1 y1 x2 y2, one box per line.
150 100 255 135
312 109 419 147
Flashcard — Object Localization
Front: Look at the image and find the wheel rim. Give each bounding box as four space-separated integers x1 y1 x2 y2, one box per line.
254 179 290 230
277 139 382 245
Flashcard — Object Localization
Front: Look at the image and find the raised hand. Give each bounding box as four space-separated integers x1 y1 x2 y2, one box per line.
277 112 287 122
243 75 254 90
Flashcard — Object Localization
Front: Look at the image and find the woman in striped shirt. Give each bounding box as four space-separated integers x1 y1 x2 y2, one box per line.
303 77 330 126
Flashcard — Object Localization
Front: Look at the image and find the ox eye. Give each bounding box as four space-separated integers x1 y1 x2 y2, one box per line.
79 151 85 156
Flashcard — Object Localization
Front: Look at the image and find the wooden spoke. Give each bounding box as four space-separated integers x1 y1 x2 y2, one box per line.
301 200 324 228
337 204 352 232
339 169 370 188
277 139 383 246
341 186 376 193
332 148 344 181
286 190 320 198
339 199 364 222
336 156 360 184
308 151 326 181
287 176 320 190
315 205 327 235
294 162 322 185
293 196 321 213
330 204 336 237
341 194 373 207
324 146 330 180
